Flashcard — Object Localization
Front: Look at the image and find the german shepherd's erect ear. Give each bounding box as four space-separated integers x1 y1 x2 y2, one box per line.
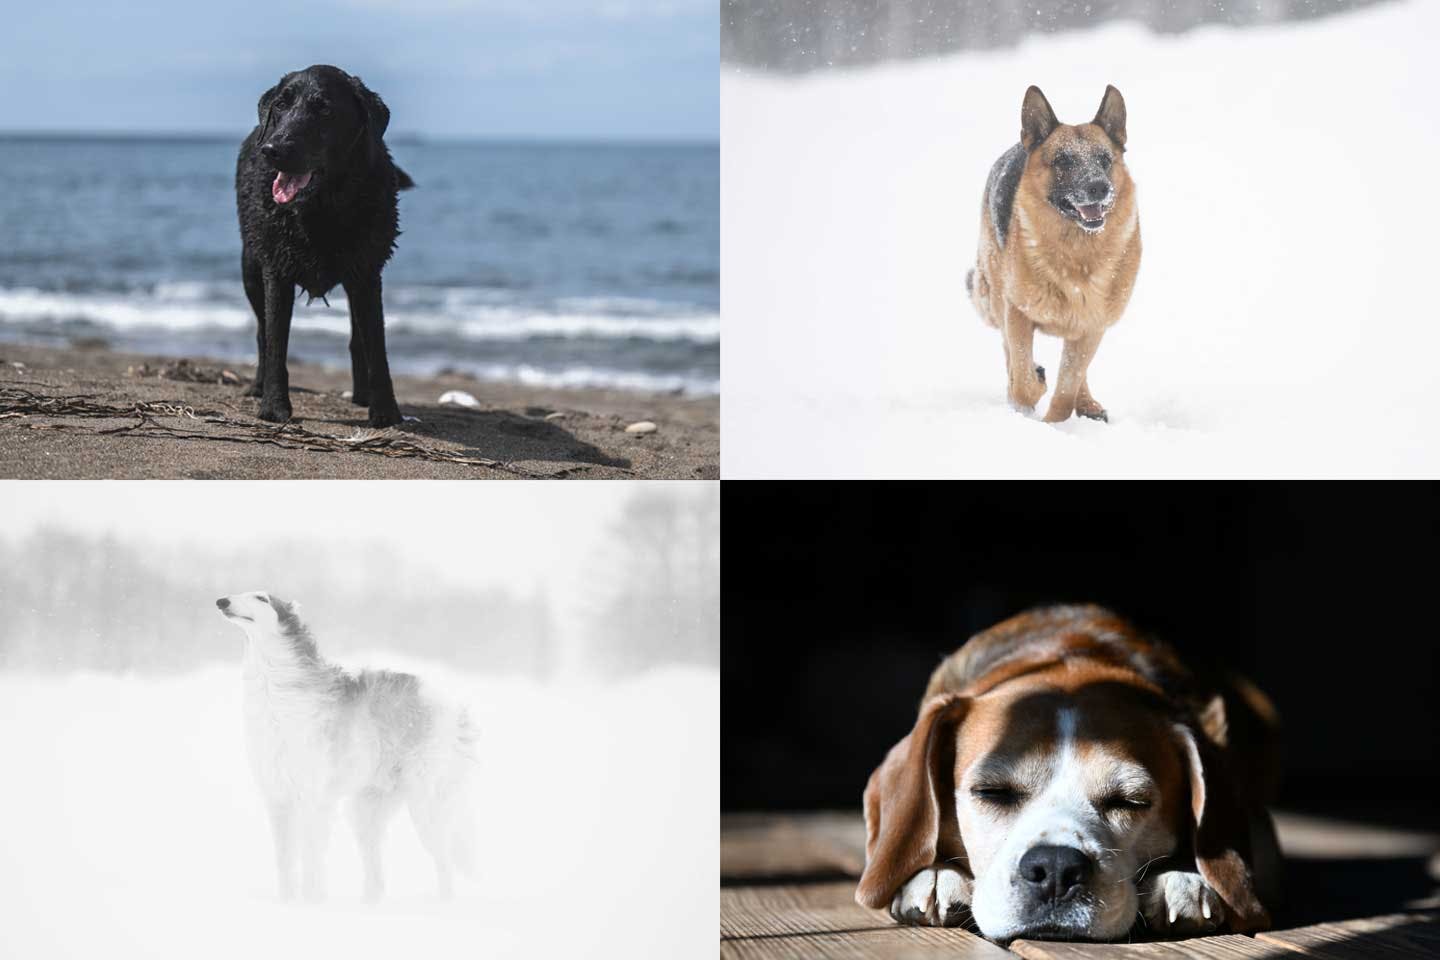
1020 85 1059 151
855 693 971 909
1093 84 1128 151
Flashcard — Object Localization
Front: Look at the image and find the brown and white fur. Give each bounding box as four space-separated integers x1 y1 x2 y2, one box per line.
967 86 1141 423
856 605 1280 943
216 590 477 903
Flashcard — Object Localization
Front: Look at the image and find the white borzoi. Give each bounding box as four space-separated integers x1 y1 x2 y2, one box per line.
216 590 477 903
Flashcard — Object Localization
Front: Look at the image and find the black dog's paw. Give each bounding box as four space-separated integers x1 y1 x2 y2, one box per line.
256 401 293 423
367 403 403 428
1034 365 1046 385
349 391 371 407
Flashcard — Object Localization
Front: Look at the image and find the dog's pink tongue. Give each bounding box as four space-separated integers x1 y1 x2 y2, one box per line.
272 171 312 204
1077 203 1104 221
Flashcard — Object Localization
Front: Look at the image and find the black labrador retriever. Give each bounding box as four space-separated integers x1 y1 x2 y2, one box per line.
236 64 414 426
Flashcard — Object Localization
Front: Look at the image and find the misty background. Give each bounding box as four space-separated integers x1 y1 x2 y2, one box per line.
0 482 718 960
722 0 1391 71
0 482 718 678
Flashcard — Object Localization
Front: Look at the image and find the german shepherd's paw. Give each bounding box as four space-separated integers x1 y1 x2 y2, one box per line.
1075 397 1109 422
1009 376 1046 411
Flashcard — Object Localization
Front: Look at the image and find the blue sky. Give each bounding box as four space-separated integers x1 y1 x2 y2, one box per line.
0 0 715 140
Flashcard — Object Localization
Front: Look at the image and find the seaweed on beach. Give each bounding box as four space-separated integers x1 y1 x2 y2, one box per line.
0 387 569 478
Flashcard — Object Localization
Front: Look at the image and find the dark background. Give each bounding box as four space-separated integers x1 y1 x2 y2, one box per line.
722 483 1440 828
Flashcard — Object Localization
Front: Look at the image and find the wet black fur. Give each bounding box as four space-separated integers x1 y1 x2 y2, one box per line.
235 64 415 426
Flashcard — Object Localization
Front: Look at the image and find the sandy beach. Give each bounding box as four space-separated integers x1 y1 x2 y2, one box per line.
0 342 717 479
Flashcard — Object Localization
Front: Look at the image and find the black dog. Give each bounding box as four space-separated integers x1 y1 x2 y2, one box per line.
235 64 414 426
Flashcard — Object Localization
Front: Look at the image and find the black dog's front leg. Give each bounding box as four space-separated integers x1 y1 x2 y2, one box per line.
343 277 402 427
257 275 296 422
347 330 370 407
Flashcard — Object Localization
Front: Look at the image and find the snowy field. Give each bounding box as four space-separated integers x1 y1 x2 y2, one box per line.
722 0 1440 477
0 661 717 960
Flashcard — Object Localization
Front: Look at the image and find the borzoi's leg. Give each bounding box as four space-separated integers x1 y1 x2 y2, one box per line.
408 789 456 899
349 791 401 903
267 800 297 901
298 803 335 903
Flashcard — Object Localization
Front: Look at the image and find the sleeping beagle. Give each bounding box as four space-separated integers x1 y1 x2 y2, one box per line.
856 605 1281 942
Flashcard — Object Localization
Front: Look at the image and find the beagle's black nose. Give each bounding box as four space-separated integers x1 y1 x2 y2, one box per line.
216 598 230 610
1018 845 1093 902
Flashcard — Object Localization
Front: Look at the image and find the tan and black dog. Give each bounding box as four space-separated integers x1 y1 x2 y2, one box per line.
966 86 1140 423
856 606 1280 942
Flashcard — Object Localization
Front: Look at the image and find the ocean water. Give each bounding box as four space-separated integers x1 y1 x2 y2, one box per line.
0 137 718 395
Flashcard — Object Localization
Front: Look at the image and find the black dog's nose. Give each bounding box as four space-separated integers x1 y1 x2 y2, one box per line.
1018 845 1093 902
216 597 230 610
260 142 287 164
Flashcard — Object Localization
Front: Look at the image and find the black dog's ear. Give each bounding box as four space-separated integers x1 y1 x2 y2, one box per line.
1020 85 1059 151
346 73 391 164
257 78 284 142
1094 84 1127 151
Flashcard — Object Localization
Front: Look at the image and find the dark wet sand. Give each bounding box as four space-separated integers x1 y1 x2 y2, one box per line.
0 343 718 479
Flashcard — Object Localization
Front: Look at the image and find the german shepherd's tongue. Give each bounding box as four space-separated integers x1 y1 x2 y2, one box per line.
272 171 312 204
1076 202 1105 222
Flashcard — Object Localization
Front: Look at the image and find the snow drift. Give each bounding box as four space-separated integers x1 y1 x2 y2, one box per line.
0 661 717 960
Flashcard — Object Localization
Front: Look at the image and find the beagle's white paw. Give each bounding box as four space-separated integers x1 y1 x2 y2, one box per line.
1140 868 1225 934
889 865 972 927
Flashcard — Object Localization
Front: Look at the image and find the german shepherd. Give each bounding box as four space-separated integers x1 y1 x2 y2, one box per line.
966 85 1140 423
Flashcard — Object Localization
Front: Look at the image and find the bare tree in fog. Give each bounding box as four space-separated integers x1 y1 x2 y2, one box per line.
584 488 721 676
0 531 556 676
722 0 1392 72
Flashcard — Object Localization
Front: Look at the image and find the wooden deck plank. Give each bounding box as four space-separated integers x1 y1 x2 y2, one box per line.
720 812 1440 959
721 879 1013 958
720 925 1013 959
1255 912 1440 959
722 812 867 881
1009 936 1295 959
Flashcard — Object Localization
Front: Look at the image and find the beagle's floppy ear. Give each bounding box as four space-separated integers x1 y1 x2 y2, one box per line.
1173 721 1271 932
856 693 970 909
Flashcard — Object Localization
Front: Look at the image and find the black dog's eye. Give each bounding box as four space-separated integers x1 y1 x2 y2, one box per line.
972 785 1026 808
1100 794 1152 812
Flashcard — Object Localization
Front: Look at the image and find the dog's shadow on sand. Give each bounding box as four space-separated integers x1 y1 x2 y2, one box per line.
375 403 631 470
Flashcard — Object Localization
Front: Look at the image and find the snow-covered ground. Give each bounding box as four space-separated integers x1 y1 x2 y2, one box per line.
722 0 1440 477
0 661 717 960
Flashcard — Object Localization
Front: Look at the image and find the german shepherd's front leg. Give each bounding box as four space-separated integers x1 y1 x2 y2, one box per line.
1044 329 1106 423
1003 305 1046 411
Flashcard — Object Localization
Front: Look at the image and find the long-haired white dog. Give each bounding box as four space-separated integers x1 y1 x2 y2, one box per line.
216 590 477 902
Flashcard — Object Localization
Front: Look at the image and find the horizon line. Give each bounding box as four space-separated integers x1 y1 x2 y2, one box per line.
0 129 718 147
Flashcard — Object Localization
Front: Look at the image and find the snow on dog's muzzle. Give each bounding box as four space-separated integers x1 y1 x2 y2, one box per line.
272 171 312 204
